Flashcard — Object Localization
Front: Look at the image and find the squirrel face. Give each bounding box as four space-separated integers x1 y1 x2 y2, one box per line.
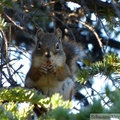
33 28 66 67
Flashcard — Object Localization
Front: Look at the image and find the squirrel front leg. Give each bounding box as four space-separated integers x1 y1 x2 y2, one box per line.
55 64 71 81
25 64 49 88
26 64 48 81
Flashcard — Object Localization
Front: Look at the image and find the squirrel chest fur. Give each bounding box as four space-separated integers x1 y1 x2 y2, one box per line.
25 28 77 100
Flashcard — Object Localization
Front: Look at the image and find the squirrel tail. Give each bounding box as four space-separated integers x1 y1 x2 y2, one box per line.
63 41 85 77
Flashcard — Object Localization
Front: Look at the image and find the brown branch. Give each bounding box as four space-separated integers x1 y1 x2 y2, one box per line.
1 30 8 63
76 19 103 48
4 14 24 30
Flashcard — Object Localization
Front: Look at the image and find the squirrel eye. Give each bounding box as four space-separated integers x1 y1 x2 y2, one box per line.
55 42 60 50
38 42 42 50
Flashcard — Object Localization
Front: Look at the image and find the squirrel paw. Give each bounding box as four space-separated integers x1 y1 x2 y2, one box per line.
39 64 56 74
47 65 56 73
39 64 48 74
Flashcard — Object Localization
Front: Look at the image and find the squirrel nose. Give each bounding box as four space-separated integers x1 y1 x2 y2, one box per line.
45 51 51 58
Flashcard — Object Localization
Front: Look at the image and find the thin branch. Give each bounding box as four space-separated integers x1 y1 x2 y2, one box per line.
2 71 18 86
8 46 32 61
1 29 11 84
76 19 103 48
90 86 111 108
2 59 17 68
4 14 24 30
111 0 120 19
0 32 3 86
9 64 25 84
10 64 24 77
1 30 8 63
42 10 77 41
98 16 110 52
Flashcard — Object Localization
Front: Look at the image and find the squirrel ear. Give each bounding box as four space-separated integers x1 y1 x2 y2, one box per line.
36 28 44 39
54 28 62 40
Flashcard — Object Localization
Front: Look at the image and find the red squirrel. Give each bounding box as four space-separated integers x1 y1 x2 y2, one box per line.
25 28 85 100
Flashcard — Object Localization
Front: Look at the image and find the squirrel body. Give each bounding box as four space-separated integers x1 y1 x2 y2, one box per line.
25 28 83 100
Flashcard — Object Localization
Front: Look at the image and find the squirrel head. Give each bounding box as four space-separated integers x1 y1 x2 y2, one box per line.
33 28 66 67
